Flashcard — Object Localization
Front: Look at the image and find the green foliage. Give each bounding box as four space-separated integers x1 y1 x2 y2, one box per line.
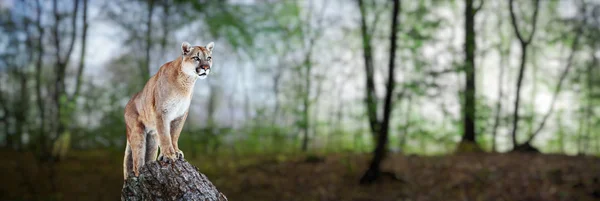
52 131 71 160
2 0 600 158
254 125 290 153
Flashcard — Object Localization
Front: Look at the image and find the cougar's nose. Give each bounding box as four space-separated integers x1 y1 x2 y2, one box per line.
201 65 209 70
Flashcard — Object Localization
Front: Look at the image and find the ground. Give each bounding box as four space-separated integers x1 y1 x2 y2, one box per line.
1 150 599 201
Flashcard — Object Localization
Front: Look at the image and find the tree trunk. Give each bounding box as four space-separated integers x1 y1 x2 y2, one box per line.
399 95 412 150
491 44 508 152
301 51 312 152
360 0 400 184
0 85 11 148
508 0 540 148
583 51 594 155
122 160 228 201
461 0 477 144
456 0 485 153
50 0 80 160
72 0 89 101
34 0 47 156
556 111 565 153
143 0 155 84
357 0 380 136
510 42 528 148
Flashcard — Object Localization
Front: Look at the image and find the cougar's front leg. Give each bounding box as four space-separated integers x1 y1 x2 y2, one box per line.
170 111 188 159
156 114 177 162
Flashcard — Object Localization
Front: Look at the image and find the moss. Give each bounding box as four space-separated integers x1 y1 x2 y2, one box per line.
455 141 484 153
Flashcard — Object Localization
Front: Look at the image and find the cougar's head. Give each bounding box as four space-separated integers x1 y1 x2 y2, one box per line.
181 41 214 79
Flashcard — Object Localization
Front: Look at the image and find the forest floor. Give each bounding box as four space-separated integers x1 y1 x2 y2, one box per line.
1 150 599 201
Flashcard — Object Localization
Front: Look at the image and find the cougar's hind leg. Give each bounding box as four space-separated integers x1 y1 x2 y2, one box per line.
145 130 159 163
127 121 146 177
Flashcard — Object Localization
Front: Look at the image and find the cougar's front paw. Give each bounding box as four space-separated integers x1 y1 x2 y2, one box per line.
158 150 177 163
176 150 185 160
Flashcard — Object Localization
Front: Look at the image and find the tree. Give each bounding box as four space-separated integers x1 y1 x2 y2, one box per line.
143 0 155 83
357 0 380 138
34 0 48 154
491 11 511 152
508 0 540 149
49 0 90 160
457 0 484 152
359 0 400 184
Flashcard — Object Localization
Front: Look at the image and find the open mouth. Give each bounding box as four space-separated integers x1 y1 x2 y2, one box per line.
196 67 208 76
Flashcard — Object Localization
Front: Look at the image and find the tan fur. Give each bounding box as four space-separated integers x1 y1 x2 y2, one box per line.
123 42 214 179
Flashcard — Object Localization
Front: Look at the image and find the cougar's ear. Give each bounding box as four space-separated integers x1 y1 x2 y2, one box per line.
181 42 192 55
206 42 214 53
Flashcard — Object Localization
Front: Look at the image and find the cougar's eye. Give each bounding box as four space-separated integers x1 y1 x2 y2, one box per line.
207 56 212 61
192 57 199 61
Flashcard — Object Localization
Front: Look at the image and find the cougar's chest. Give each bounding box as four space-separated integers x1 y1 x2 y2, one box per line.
162 97 191 121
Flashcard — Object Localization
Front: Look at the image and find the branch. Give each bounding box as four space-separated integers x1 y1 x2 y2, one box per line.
62 0 79 68
474 0 484 14
427 67 462 77
526 5 586 143
508 0 541 44
382 0 400 133
525 0 541 43
508 0 531 44
52 0 62 65
367 0 385 38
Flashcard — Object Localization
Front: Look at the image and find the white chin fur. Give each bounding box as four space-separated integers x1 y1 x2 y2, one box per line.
197 69 210 79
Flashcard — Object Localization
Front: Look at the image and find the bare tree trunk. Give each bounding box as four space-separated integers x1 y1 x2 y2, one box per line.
34 0 47 155
298 1 327 152
0 84 11 148
72 0 89 101
271 65 282 126
143 0 155 84
462 0 476 143
491 45 508 152
15 70 28 150
15 6 35 150
460 0 479 146
399 95 412 150
582 50 594 155
576 111 584 155
122 160 228 201
456 0 484 153
556 111 565 153
360 0 400 184
51 0 79 154
592 52 599 155
508 0 540 148
159 2 170 56
51 0 63 141
357 0 380 136
300 52 311 151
